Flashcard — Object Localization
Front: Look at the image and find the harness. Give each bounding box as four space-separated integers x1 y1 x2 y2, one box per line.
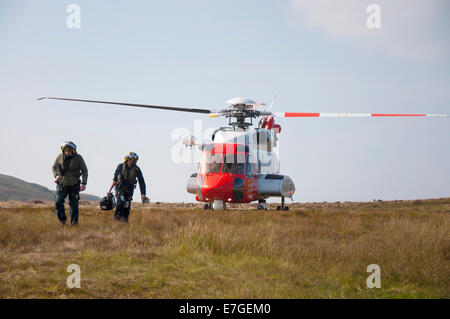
117 164 139 194
56 154 80 187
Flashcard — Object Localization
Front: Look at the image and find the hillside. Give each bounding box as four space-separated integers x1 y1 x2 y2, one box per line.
0 173 100 201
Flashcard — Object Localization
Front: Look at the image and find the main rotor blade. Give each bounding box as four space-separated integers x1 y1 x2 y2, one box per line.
38 97 212 114
273 112 448 118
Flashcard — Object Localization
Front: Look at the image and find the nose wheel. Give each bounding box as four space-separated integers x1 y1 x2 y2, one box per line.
204 200 226 210
212 199 225 210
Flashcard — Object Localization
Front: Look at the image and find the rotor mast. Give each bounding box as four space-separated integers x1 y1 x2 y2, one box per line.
223 97 270 129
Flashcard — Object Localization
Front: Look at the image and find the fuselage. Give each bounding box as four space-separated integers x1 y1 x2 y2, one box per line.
186 127 295 204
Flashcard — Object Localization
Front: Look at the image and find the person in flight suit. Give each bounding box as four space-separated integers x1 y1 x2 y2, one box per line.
52 141 88 226
107 152 149 222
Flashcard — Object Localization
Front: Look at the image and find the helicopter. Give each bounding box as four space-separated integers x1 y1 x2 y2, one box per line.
38 96 447 210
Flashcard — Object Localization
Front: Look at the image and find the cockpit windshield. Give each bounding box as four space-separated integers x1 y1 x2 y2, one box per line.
222 154 246 175
200 146 249 175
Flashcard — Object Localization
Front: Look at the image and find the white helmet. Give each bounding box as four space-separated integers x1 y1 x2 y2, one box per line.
60 141 77 153
124 152 139 162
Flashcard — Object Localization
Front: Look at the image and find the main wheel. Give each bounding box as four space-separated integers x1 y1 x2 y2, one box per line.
257 200 267 210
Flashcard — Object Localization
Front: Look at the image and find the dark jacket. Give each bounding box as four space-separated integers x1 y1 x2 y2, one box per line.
113 163 146 195
52 153 88 186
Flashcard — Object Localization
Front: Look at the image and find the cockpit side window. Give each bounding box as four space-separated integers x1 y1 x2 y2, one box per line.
246 154 254 177
200 152 223 174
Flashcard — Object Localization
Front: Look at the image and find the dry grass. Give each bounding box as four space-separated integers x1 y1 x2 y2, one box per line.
0 198 449 298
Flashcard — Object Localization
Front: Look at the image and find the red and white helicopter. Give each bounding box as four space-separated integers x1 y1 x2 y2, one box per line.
39 96 447 210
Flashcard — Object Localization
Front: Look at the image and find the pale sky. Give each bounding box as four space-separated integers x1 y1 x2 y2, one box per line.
0 0 449 202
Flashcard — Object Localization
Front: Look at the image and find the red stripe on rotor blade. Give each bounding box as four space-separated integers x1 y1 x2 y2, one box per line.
371 114 426 117
284 113 320 117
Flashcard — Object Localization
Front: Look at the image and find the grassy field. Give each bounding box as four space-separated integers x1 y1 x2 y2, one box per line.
0 198 449 298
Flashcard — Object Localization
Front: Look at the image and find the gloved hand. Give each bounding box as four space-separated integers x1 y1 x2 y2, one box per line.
141 195 150 204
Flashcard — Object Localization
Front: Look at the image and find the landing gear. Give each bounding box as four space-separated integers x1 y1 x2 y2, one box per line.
276 196 290 211
257 199 267 210
204 200 226 210
212 199 225 210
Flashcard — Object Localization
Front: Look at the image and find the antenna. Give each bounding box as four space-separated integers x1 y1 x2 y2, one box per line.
267 95 277 112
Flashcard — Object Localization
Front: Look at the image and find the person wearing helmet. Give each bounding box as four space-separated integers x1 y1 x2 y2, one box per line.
107 152 149 222
51 141 88 226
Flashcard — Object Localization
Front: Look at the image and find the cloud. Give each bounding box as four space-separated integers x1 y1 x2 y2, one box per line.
290 0 449 61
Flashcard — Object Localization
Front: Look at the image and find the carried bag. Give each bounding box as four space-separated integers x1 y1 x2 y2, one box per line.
100 193 116 211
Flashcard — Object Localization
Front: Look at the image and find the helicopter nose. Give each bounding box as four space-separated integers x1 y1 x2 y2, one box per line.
201 173 235 201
